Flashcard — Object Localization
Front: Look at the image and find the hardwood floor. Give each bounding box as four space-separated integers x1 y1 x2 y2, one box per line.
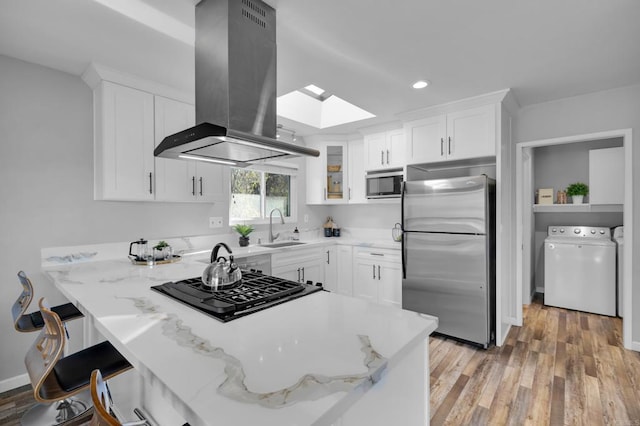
431 294 640 425
3 295 639 425
0 384 92 425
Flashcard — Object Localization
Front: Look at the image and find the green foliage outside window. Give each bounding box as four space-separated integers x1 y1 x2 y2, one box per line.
230 169 292 220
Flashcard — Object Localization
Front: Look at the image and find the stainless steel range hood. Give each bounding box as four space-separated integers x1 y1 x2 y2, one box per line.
154 0 319 167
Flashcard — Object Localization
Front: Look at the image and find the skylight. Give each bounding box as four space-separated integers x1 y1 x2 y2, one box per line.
305 84 325 96
277 86 375 129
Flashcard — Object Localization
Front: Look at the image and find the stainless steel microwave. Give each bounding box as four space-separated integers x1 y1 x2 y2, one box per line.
366 170 403 199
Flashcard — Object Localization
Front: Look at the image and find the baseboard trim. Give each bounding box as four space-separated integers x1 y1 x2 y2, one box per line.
631 341 640 352
536 287 545 293
0 373 30 393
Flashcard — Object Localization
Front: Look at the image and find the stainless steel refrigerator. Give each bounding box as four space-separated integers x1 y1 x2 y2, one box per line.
401 175 495 348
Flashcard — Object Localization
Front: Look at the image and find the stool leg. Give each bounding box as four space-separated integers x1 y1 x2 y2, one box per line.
55 397 89 423
20 389 92 426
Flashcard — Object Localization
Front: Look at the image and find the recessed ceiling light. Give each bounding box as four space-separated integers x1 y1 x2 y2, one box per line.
304 84 325 96
412 80 430 89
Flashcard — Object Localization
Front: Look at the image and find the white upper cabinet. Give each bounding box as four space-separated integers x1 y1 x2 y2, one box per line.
306 140 349 204
94 81 155 201
363 129 405 171
154 95 227 203
405 104 496 164
154 95 195 202
589 147 624 205
347 138 367 203
85 64 226 203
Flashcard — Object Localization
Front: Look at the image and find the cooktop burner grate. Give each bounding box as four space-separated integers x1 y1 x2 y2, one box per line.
151 270 322 322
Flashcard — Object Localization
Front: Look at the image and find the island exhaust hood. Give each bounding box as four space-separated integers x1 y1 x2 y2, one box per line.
154 0 319 167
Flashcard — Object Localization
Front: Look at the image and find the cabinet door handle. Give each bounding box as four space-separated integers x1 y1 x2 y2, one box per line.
448 136 452 155
199 177 203 196
191 176 196 196
371 253 384 257
378 265 381 280
149 172 153 194
301 267 305 282
380 150 384 165
349 187 352 200
297 268 300 283
440 138 444 156
372 265 376 279
326 250 330 264
386 150 390 164
324 187 327 200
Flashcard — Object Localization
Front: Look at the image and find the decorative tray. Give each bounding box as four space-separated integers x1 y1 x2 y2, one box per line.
129 255 182 265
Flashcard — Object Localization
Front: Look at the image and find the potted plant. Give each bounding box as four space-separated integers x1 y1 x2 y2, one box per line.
232 224 254 247
566 182 589 204
153 240 172 260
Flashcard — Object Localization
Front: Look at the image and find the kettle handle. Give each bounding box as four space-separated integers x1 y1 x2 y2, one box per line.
211 242 233 263
129 238 146 258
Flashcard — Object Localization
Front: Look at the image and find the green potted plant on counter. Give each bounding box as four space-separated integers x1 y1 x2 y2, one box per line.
153 240 172 260
232 224 254 247
566 182 589 204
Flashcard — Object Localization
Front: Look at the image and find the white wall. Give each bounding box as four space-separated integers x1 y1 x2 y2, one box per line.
328 203 400 232
515 83 640 345
0 55 329 387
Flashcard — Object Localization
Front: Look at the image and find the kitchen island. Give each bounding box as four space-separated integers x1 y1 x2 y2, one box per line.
43 250 437 426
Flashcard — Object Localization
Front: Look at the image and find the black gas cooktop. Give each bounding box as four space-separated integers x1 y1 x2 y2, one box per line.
151 271 322 322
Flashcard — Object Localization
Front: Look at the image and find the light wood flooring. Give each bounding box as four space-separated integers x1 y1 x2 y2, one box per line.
431 294 640 425
3 295 639 425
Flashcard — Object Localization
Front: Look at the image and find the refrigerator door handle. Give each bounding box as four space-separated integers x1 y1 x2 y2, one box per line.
401 181 407 279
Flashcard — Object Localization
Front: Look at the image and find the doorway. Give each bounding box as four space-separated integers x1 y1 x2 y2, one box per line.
515 129 634 350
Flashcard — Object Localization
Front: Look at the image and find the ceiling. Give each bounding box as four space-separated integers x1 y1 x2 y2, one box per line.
2 0 640 137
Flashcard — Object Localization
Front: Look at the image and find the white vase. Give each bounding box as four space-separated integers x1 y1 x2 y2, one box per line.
572 195 584 204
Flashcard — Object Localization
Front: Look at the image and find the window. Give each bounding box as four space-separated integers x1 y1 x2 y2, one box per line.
230 167 296 223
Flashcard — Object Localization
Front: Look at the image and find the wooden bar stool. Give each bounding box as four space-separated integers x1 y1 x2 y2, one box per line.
13 270 83 333
14 270 88 423
23 298 133 425
89 369 151 426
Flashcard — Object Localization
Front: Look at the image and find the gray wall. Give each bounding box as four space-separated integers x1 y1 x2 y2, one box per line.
0 55 328 386
515 83 640 345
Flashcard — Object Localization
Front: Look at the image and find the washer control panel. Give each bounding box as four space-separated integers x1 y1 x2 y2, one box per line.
548 226 611 239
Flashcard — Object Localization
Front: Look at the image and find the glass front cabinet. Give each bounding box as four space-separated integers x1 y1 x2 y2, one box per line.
306 139 349 204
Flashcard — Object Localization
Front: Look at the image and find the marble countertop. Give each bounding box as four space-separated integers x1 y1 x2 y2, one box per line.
43 254 436 426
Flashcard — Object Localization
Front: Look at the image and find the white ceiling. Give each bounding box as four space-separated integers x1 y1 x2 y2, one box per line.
2 0 640 137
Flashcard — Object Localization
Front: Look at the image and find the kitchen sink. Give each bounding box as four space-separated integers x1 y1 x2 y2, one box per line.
258 241 307 248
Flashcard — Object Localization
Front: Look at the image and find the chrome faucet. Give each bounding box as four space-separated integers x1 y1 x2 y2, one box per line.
269 208 285 242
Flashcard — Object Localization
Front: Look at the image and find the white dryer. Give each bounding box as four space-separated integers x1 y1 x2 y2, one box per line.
544 226 616 316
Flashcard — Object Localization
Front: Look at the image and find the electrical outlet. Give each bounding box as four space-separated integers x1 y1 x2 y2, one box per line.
304 214 309 223
209 217 223 228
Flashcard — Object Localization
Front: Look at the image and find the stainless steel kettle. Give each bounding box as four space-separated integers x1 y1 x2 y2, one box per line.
202 242 242 291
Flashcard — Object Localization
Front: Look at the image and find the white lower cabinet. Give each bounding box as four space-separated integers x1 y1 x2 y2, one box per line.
336 245 354 296
272 247 324 285
353 248 402 308
323 246 338 292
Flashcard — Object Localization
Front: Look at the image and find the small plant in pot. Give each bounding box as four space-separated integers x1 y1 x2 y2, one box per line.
233 224 254 247
153 240 172 260
566 182 589 204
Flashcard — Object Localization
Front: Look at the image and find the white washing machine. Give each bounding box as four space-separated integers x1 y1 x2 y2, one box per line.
613 226 624 317
544 226 616 316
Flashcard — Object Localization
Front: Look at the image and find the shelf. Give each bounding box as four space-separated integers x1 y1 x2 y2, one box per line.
533 203 623 213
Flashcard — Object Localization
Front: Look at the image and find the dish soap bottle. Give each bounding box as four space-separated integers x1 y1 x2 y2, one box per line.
293 227 300 241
